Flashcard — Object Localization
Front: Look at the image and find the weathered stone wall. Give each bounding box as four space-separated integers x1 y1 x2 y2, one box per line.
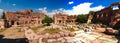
0 19 4 29
90 2 120 29
53 13 76 25
5 10 46 27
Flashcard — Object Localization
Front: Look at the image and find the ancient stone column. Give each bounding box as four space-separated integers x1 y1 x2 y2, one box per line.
54 17 57 24
87 14 93 24
9 21 11 26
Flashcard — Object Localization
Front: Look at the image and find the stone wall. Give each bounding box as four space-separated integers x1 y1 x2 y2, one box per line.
53 13 77 25
90 2 120 29
5 10 46 27
0 19 4 29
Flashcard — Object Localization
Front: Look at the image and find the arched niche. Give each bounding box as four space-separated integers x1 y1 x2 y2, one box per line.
110 2 120 10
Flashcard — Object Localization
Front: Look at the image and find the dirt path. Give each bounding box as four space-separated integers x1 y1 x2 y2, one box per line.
0 28 25 39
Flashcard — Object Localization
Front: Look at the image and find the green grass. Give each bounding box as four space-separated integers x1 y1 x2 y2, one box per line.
31 25 46 32
41 28 61 34
17 28 21 32
0 28 7 32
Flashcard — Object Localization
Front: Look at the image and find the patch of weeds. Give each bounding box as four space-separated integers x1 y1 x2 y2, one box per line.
41 28 60 34
31 25 46 32
0 28 7 32
17 28 21 32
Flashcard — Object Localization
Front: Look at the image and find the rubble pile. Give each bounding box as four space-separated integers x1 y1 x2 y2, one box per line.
41 31 117 43
24 24 118 43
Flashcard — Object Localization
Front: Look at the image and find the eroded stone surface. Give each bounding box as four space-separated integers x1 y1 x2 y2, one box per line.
24 24 118 43
5 10 46 27
90 2 120 28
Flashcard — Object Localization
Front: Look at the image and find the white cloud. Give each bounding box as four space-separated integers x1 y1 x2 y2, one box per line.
38 7 47 14
91 5 105 11
65 2 105 15
12 4 16 6
68 1 74 4
46 8 66 17
37 7 66 17
0 9 4 18
113 6 119 10
37 2 105 16
0 9 3 14
37 7 54 17
49 2 105 15
47 11 57 17
0 9 3 12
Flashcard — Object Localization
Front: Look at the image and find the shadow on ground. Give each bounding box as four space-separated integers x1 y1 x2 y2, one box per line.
115 35 120 43
0 34 28 43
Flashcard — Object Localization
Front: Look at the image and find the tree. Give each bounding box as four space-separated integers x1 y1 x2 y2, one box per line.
42 16 53 26
76 14 88 23
89 11 94 15
1 12 5 19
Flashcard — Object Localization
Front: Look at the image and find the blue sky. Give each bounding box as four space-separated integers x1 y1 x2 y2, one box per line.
0 0 120 15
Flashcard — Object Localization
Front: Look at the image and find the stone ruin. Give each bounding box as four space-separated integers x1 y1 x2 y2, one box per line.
53 13 77 25
90 2 120 29
3 10 77 28
23 24 118 43
4 10 46 27
0 19 4 30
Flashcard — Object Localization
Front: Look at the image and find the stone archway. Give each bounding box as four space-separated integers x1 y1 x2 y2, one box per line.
110 2 120 10
11 20 14 25
91 2 120 28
